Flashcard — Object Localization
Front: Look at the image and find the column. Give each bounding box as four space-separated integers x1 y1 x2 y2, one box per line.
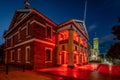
57 44 61 65
56 32 61 65
67 29 74 67
78 36 81 65
76 54 79 64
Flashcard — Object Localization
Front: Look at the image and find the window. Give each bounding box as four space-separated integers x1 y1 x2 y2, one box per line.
62 45 65 50
26 21 30 36
25 46 30 63
45 48 52 62
47 27 52 39
59 34 64 40
80 37 84 45
18 30 21 40
75 46 77 51
17 49 21 62
11 37 13 47
58 30 68 41
6 39 8 47
11 50 14 62
73 31 79 42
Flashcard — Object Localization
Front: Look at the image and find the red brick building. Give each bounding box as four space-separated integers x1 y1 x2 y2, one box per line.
4 1 89 70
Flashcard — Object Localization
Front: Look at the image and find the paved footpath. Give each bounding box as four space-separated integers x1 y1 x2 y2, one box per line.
0 64 61 80
0 70 65 80
38 63 120 80
0 63 120 80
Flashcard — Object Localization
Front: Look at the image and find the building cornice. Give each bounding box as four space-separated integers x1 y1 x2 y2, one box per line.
4 8 58 38
4 38 55 51
58 19 89 40
4 11 32 37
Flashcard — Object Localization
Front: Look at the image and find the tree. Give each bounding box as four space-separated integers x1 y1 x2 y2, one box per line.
106 17 120 60
107 43 120 59
112 25 120 40
99 54 104 59
112 17 120 40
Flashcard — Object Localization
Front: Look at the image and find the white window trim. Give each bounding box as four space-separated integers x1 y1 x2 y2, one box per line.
17 48 21 63
45 47 52 63
11 50 14 62
25 46 30 63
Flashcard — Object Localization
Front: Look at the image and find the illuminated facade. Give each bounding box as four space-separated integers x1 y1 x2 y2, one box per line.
57 20 89 67
4 1 89 69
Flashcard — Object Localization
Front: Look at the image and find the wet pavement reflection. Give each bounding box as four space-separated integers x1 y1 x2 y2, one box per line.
38 63 120 80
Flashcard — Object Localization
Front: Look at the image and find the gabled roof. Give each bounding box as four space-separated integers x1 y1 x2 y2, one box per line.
4 8 57 37
74 19 88 37
8 9 32 30
58 19 89 40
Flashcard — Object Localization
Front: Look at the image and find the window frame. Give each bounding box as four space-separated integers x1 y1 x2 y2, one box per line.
46 26 52 40
17 48 21 62
25 46 31 63
26 21 31 38
18 28 21 40
45 48 52 63
11 50 14 62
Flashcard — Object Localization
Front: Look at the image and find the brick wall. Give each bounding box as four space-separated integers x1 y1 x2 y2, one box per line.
34 41 56 70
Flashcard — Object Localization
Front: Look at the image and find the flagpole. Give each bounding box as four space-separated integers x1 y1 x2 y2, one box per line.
83 0 87 23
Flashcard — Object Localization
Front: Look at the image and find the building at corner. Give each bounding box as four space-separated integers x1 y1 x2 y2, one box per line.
3 2 89 70
57 20 89 67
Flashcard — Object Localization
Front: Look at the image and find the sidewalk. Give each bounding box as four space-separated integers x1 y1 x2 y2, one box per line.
0 70 59 80
38 63 120 80
0 63 120 80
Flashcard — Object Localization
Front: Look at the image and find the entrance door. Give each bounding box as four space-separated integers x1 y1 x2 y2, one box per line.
61 51 68 64
74 54 77 64
74 52 79 64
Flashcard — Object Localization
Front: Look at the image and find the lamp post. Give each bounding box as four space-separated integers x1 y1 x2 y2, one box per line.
5 63 8 75
23 63 25 72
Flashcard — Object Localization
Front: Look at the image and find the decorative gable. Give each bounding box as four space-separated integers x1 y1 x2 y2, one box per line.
8 9 31 31
58 19 89 40
4 8 57 38
75 21 88 38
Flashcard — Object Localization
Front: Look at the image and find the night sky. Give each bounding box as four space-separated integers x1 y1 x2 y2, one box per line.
0 0 120 53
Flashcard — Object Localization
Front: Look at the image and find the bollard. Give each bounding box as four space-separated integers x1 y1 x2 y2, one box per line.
5 64 8 75
23 64 25 72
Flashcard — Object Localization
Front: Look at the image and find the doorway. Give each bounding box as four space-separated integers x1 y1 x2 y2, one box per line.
60 51 68 64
